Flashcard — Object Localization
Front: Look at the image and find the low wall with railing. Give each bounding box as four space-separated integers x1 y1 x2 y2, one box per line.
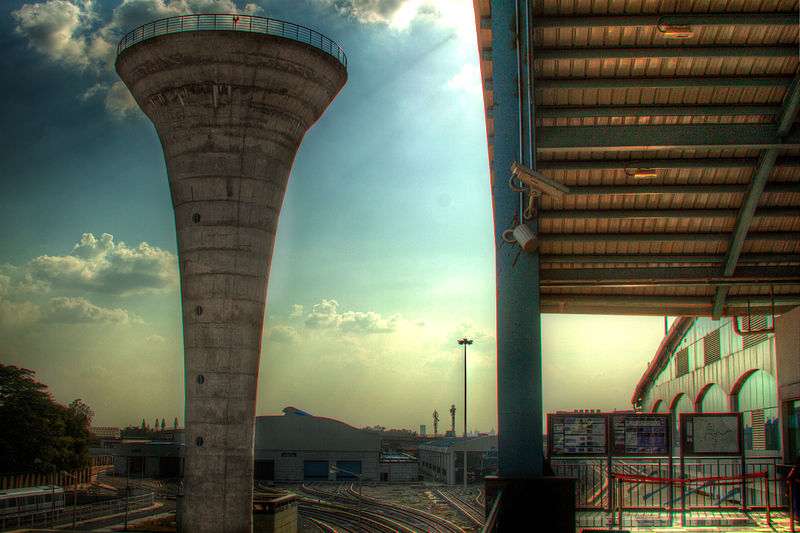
552 456 789 512
0 492 154 532
116 14 347 68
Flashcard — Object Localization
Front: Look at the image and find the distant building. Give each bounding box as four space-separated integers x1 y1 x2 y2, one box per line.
419 435 498 484
632 308 800 462
111 407 421 482
420 424 426 436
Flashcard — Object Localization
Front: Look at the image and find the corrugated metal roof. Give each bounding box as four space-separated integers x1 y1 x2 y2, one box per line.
474 0 800 317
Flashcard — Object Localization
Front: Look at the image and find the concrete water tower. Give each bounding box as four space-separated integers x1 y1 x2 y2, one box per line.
115 15 347 533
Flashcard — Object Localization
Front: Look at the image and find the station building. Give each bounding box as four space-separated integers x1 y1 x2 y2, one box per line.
419 435 498 484
632 307 800 462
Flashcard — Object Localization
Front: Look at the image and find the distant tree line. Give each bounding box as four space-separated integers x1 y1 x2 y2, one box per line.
0 364 95 474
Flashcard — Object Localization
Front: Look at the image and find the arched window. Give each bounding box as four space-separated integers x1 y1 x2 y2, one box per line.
735 370 779 453
696 384 728 413
670 393 693 450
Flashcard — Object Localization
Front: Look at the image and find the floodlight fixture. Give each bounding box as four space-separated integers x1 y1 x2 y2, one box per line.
660 24 694 39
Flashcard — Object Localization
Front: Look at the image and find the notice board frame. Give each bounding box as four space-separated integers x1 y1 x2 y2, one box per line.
547 413 608 457
679 412 744 457
610 413 672 457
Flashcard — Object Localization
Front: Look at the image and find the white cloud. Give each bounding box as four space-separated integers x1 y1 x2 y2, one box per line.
26 232 177 296
0 298 42 327
12 0 262 112
48 296 139 324
146 334 166 343
320 0 473 32
11 0 102 70
303 299 401 334
445 62 481 95
104 80 139 117
340 310 400 333
304 299 342 329
288 304 304 319
265 325 298 343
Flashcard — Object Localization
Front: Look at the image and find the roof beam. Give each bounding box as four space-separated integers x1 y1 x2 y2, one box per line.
534 46 797 61
540 232 799 243
712 72 800 319
540 295 800 317
539 266 800 287
537 76 793 90
563 183 800 196
539 253 800 265
537 157 800 170
537 104 781 118
540 207 796 220
532 13 798 28
535 123 800 152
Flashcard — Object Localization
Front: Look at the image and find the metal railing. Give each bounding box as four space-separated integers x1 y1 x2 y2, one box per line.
0 492 154 532
116 14 347 68
551 456 788 512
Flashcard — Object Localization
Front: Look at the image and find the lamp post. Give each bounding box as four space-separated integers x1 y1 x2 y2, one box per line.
329 465 362 532
59 470 79 530
458 337 473 494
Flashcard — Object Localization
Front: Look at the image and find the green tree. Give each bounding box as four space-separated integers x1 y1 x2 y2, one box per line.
0 365 94 474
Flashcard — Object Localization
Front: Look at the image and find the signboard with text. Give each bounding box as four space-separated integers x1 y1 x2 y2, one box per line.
547 413 608 456
610 413 670 456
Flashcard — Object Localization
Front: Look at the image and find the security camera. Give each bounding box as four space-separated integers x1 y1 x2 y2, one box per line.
510 161 569 200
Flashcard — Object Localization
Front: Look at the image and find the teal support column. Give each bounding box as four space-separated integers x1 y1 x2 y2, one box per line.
491 0 543 478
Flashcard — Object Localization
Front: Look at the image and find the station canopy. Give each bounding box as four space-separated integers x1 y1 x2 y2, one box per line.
473 0 800 318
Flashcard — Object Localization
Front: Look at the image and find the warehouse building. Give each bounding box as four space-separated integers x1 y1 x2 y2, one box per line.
632 307 800 461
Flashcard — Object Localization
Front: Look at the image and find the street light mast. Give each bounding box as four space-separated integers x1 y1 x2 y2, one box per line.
457 337 473 494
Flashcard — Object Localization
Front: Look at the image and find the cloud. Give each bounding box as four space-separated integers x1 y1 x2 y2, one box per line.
104 80 139 117
12 0 262 111
320 0 473 31
303 299 400 334
340 311 400 333
26 232 177 296
48 296 139 324
0 298 42 327
265 325 298 343
146 334 165 343
304 299 342 329
288 304 304 319
445 63 481 95
11 0 107 71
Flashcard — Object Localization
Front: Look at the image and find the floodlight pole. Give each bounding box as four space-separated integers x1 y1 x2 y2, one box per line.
458 338 473 494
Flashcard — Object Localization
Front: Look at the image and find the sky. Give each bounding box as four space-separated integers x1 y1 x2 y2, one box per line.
0 0 668 434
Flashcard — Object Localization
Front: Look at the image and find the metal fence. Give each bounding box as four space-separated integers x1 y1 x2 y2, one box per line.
0 492 154 532
116 14 347 68
551 457 788 512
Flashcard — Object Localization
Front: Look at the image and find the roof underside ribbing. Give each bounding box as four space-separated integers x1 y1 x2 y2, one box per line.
474 0 800 318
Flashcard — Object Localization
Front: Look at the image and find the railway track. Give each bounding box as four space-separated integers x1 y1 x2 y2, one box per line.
301 483 465 533
433 489 484 528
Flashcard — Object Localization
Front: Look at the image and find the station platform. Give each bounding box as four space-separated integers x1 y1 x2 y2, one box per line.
578 510 795 532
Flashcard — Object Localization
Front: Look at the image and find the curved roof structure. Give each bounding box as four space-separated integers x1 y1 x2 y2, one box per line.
474 0 800 319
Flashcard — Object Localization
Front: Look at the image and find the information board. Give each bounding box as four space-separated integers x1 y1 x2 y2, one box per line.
610 414 670 456
680 413 742 456
547 414 607 456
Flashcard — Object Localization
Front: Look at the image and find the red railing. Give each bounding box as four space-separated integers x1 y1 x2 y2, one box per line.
116 14 347 68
